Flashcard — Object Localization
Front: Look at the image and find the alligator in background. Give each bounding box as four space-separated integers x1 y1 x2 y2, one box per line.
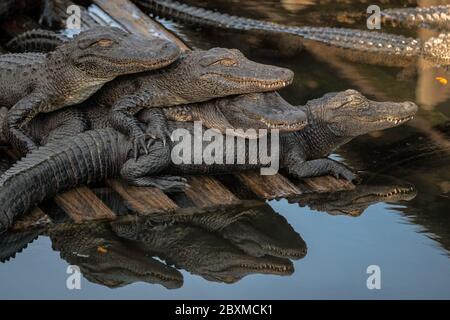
0 89 417 233
382 5 450 31
0 26 181 154
133 0 450 71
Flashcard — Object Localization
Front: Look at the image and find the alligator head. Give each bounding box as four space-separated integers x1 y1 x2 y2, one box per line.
56 26 181 79
160 48 294 102
48 223 183 289
306 89 418 137
112 222 294 284
295 172 417 217
423 33 450 68
165 92 307 137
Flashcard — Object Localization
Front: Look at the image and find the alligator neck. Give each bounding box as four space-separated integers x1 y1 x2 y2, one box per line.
295 106 352 159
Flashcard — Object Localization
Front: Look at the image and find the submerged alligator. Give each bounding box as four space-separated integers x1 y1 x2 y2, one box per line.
134 0 450 70
0 89 417 233
0 26 181 154
5 31 294 156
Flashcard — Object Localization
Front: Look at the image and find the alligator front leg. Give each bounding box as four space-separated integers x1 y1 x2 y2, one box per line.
5 93 48 155
120 140 187 192
111 96 151 160
139 108 171 147
286 158 357 182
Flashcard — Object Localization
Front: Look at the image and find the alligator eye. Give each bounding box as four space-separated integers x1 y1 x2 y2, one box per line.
91 39 115 47
212 58 238 67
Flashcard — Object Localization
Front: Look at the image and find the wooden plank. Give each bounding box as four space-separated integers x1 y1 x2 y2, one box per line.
54 186 116 222
92 0 191 51
184 176 241 207
107 179 178 214
295 176 355 194
237 171 302 200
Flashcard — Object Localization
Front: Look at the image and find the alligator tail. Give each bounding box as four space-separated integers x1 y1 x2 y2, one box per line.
0 129 126 233
134 0 423 57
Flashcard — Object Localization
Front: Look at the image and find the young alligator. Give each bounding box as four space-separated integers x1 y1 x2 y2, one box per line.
5 32 294 156
133 0 450 70
0 26 181 155
0 90 416 233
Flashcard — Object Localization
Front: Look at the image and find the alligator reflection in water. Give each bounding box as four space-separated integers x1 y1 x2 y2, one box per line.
340 121 450 252
290 172 417 217
0 201 307 288
0 172 420 289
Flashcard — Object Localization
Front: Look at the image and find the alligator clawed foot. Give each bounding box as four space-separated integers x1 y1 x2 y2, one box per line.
132 135 149 160
332 167 357 182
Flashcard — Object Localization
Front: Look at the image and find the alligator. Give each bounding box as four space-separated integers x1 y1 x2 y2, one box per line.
5 31 294 156
291 172 417 217
112 218 294 284
381 5 450 31
0 89 417 233
133 0 450 70
0 26 181 155
46 222 184 289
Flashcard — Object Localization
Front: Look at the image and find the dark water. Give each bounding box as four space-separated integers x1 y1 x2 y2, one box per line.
1 0 450 299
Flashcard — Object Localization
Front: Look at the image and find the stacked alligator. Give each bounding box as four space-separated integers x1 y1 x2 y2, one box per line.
0 89 417 233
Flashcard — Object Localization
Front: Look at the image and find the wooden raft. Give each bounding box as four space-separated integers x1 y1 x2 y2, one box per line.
0 0 354 231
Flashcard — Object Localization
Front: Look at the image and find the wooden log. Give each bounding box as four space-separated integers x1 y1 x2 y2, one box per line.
295 176 355 194
237 171 302 200
184 176 241 207
92 0 190 51
107 179 178 214
54 186 117 222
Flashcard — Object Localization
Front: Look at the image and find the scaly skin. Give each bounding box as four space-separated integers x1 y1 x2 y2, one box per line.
0 26 181 155
0 92 306 233
292 173 417 217
6 33 294 156
382 5 450 31
0 90 416 233
134 0 450 69
112 220 294 284
46 222 183 289
6 29 68 53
